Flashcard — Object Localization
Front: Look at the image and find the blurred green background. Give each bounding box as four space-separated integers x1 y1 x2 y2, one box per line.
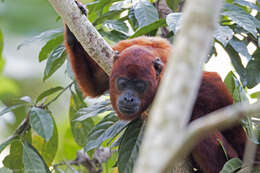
0 0 85 165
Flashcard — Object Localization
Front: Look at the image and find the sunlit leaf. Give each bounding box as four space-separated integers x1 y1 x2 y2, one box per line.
118 119 144 173
29 107 54 142
250 91 260 99
133 0 159 28
229 38 251 60
43 45 66 81
223 4 259 38
36 86 64 103
214 25 233 47
220 158 242 173
234 0 260 11
166 13 182 33
23 140 50 173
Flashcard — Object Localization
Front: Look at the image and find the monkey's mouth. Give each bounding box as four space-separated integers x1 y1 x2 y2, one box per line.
117 104 139 115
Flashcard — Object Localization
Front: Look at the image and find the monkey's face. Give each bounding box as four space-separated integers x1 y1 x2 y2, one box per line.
116 77 148 118
109 46 164 120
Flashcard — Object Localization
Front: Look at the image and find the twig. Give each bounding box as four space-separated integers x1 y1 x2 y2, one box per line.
44 82 74 107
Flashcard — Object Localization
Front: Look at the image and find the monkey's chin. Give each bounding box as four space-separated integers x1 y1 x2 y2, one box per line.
118 105 139 117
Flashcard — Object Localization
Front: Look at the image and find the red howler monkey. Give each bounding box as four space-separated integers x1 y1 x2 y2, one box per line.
64 2 248 172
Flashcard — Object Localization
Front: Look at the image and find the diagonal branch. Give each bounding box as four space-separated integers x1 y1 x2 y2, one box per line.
48 0 113 75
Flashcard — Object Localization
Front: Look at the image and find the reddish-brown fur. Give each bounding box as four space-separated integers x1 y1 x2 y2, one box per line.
65 29 247 172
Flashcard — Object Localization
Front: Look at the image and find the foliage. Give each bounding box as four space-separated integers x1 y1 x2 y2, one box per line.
1 0 260 173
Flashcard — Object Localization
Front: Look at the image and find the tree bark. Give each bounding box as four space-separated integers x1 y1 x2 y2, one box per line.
134 0 225 172
48 0 113 75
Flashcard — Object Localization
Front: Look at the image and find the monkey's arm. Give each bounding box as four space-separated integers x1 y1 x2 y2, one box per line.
64 2 109 97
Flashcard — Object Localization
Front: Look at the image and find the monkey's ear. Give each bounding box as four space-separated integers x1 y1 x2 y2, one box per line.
113 50 119 63
153 57 164 77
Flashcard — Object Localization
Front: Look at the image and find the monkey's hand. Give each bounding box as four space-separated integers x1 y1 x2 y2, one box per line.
75 0 88 16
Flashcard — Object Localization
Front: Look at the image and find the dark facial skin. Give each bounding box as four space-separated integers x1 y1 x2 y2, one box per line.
116 77 148 117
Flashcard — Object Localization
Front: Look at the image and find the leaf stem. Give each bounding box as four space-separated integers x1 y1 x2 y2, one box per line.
44 82 74 107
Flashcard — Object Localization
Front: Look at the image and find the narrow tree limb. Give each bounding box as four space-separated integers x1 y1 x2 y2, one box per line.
48 0 113 75
134 0 224 173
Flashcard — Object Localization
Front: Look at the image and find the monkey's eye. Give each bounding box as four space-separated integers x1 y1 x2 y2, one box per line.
117 78 128 90
135 81 147 93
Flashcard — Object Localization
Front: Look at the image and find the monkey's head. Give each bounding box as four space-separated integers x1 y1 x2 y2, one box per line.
110 43 168 120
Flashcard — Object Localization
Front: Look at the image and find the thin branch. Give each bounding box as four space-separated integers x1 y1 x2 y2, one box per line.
134 0 224 172
44 82 74 107
48 0 113 75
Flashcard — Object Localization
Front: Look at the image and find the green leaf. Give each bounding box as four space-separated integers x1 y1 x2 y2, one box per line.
214 25 233 47
39 34 64 62
250 91 260 99
258 37 260 47
118 119 144 173
224 71 248 103
85 113 129 152
29 107 54 142
32 113 58 166
220 158 242 173
23 140 50 173
225 44 246 86
104 20 129 34
43 45 66 81
224 71 236 96
36 86 64 103
0 167 12 173
223 4 258 38
3 140 24 173
17 28 64 50
234 0 260 11
70 93 95 147
93 10 124 26
128 7 139 30
166 0 181 12
0 103 27 117
245 49 260 88
65 60 75 80
133 0 159 28
229 38 251 60
100 30 128 43
0 136 18 154
166 13 182 33
75 98 112 121
130 19 167 38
